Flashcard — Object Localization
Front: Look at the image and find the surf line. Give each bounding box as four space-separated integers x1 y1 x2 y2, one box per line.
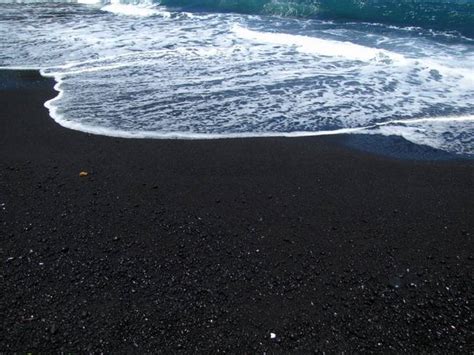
1 66 472 142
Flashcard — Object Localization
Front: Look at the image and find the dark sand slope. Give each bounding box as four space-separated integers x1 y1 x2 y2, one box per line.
0 70 473 352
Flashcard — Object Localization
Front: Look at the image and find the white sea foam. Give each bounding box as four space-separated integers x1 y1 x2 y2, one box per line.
363 116 474 155
40 68 366 139
77 0 101 4
232 25 407 63
41 65 474 155
41 71 474 156
101 3 171 17
0 3 473 155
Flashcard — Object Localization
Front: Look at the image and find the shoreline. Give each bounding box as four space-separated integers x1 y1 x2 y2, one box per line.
0 70 472 352
2 68 469 161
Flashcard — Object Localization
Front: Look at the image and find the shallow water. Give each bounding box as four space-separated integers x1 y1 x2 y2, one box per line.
0 1 473 155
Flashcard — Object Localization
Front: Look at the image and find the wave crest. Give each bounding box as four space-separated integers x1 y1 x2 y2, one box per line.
158 0 474 37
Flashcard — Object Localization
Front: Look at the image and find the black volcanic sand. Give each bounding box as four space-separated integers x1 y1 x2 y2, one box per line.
0 70 473 352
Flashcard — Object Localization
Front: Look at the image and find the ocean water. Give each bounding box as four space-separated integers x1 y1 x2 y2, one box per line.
0 0 473 155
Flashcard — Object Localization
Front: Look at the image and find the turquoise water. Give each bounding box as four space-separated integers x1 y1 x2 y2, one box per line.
160 0 474 37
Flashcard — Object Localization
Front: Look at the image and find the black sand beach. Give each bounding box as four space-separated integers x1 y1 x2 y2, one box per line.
0 70 473 352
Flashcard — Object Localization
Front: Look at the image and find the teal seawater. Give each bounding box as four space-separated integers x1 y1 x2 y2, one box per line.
159 0 474 37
